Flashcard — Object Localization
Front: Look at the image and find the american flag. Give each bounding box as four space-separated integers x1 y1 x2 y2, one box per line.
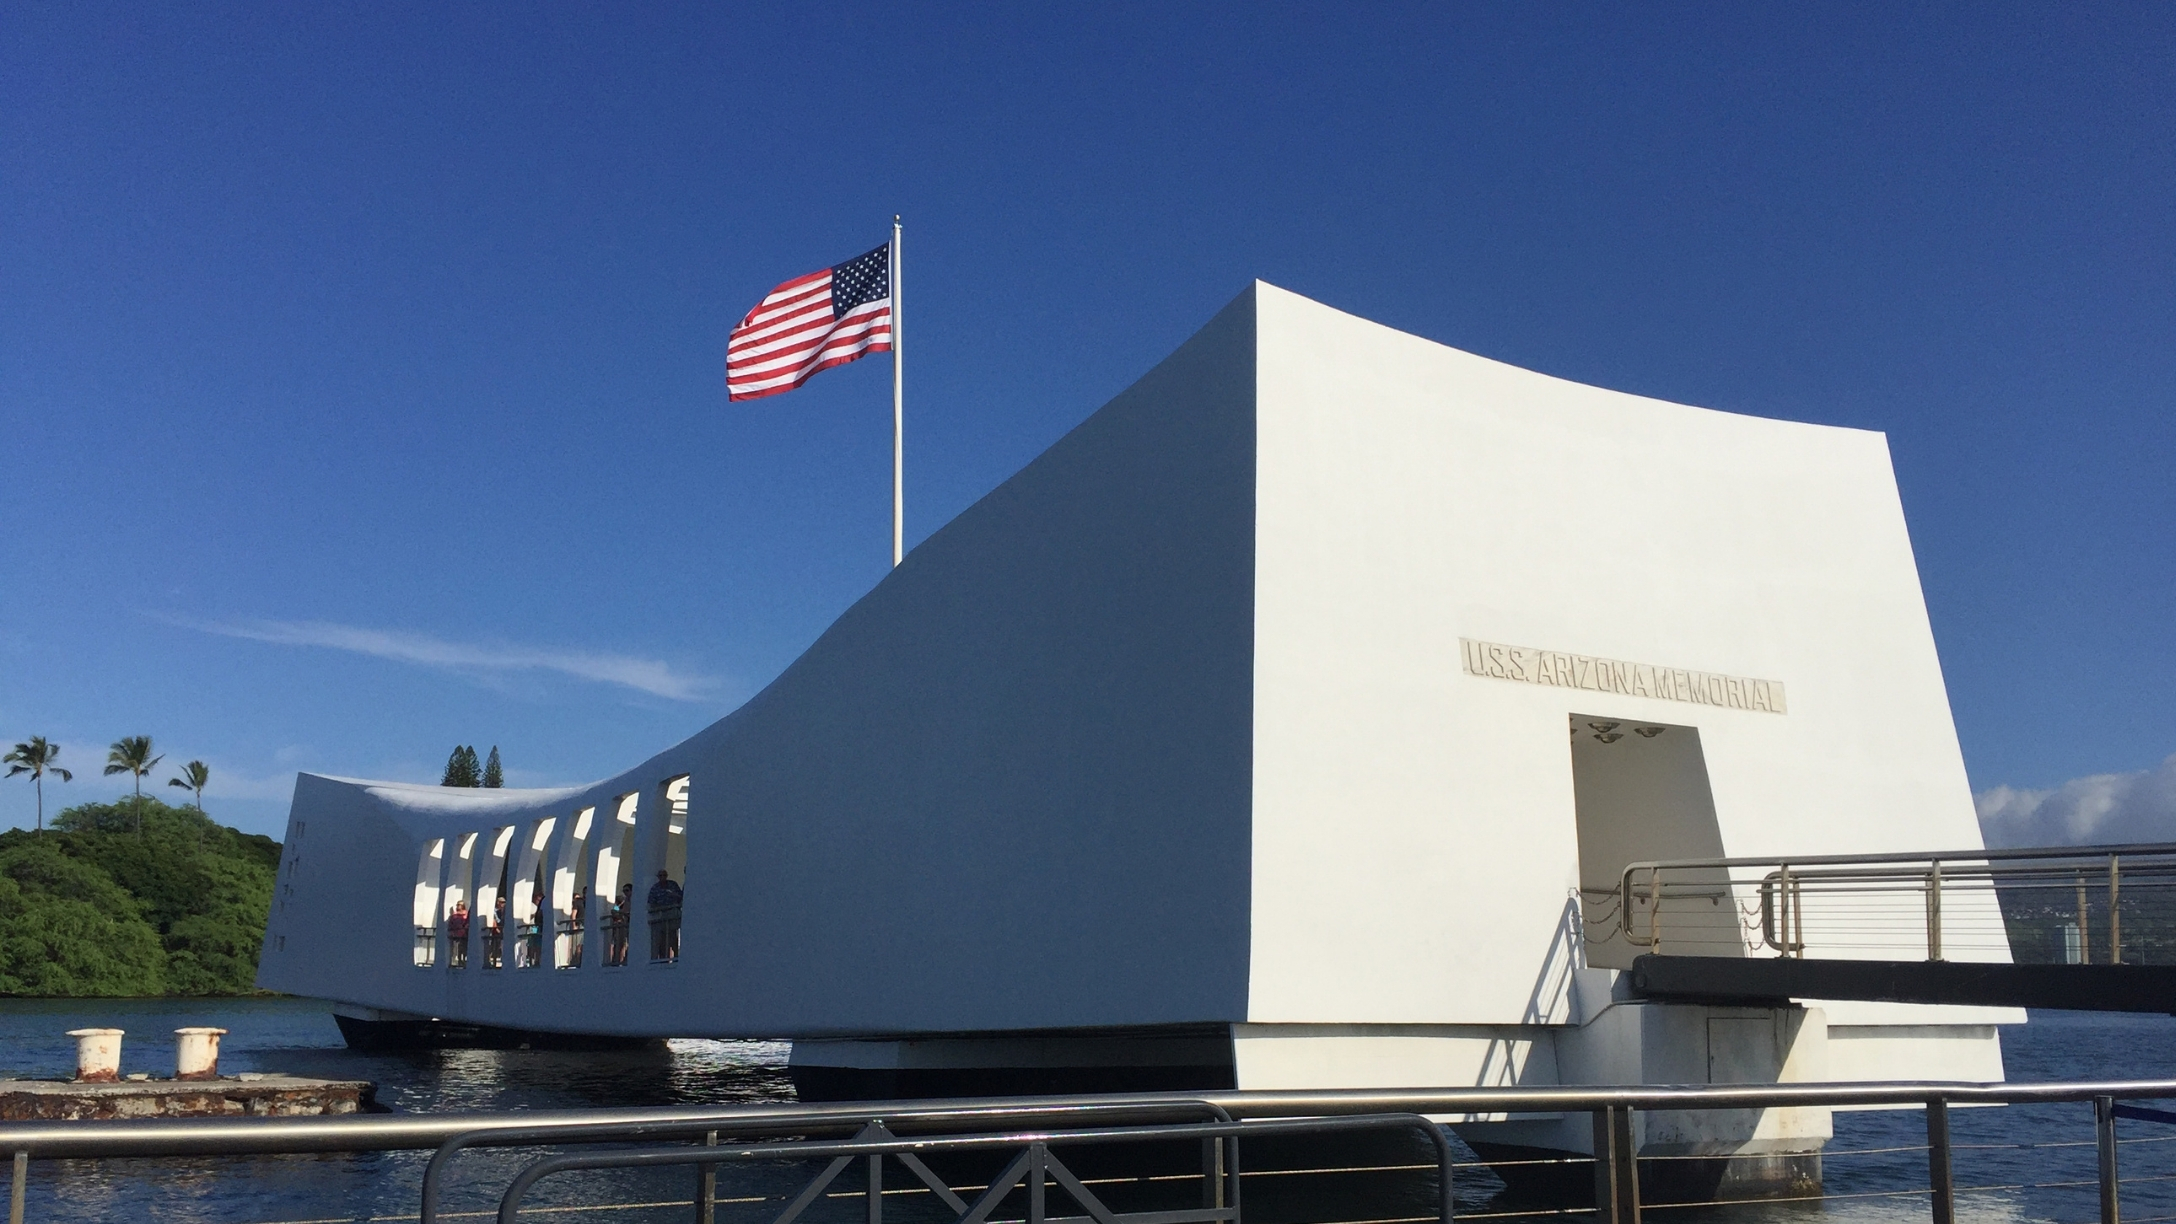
726 243 893 401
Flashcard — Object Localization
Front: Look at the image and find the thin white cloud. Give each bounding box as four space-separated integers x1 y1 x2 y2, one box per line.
195 761 305 804
163 616 714 702
1977 754 2176 848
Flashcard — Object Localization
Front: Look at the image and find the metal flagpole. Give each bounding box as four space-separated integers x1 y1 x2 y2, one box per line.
890 216 904 568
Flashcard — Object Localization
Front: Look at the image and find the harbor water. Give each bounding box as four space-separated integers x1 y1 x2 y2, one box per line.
1 998 2173 1222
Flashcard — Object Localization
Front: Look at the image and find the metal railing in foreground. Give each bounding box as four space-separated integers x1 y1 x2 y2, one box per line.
419 1097 1242 1224
10 1078 2176 1224
492 1114 1452 1224
1617 842 2176 962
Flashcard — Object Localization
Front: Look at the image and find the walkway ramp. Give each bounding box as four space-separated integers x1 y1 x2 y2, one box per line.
1614 842 2176 1013
1629 954 2176 1012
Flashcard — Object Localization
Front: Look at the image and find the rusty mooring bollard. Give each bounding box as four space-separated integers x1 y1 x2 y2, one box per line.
174 1028 228 1080
66 1029 124 1083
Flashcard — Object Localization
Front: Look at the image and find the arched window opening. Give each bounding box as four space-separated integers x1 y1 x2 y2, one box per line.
412 840 445 968
595 792 639 967
476 825 517 969
444 832 478 969
511 817 557 969
552 807 594 969
647 775 689 964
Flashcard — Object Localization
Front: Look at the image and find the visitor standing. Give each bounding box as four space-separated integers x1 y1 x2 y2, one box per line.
486 895 505 969
647 870 683 963
608 884 633 966
447 900 470 968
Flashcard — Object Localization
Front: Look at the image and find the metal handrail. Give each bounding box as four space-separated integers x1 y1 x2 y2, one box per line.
1625 841 2176 874
17 1078 2176 1157
419 1097 1236 1224
492 1113 1454 1224
647 901 683 963
10 1080 2176 1224
1618 841 2176 959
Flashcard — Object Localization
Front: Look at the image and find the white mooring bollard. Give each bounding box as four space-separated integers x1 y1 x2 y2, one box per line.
65 1028 124 1083
173 1027 228 1080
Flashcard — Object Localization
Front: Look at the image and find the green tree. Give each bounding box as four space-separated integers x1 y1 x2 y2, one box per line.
103 735 164 835
157 854 273 994
4 737 72 831
441 744 481 787
482 746 503 788
168 760 211 811
0 838 169 995
32 796 280 995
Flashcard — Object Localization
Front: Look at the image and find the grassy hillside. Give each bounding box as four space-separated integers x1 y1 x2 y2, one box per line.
0 798 280 996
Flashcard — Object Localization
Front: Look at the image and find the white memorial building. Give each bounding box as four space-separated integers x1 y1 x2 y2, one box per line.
260 283 2014 1185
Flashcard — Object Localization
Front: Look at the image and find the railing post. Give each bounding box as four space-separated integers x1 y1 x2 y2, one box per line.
1593 1105 1639 1224
2079 875 2092 964
1760 874 1777 951
1795 871 1808 956
1926 1098 1953 1224
1226 1131 1243 1223
693 1129 716 1224
1652 869 1666 956
1776 865 1792 957
867 1149 884 1224
1202 1136 1233 1212
2097 1095 2120 1224
1926 862 1944 961
10 1149 24 1224
2109 856 2123 965
1029 1143 1047 1224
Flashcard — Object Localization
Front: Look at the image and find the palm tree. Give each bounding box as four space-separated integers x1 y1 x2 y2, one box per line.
4 737 72 831
104 736 163 835
168 760 210 811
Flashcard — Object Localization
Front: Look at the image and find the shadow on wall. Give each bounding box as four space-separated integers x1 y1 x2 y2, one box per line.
1571 714 1740 969
1475 895 1583 1088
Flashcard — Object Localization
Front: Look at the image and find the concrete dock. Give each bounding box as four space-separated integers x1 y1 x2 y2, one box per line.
0 1076 377 1121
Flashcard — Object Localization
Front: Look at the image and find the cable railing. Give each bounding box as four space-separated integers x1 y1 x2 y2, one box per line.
513 920 546 969
555 910 587 969
1616 842 2176 963
602 908 632 967
648 903 683 964
14 1079 2176 1224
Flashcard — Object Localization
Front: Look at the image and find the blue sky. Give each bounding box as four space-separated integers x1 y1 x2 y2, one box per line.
3 4 2170 840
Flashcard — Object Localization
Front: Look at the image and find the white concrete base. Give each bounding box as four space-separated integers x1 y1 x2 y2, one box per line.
1234 1004 1832 1155
1233 1023 1557 1104
1229 1005 1847 1200
1826 1023 2005 1108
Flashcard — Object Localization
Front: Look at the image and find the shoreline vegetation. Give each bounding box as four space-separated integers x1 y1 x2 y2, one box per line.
0 797 279 997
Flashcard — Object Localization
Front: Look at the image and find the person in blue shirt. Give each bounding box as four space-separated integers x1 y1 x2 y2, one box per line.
647 870 684 962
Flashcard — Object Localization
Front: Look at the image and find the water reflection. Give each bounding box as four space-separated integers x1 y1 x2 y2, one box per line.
392 1038 794 1112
